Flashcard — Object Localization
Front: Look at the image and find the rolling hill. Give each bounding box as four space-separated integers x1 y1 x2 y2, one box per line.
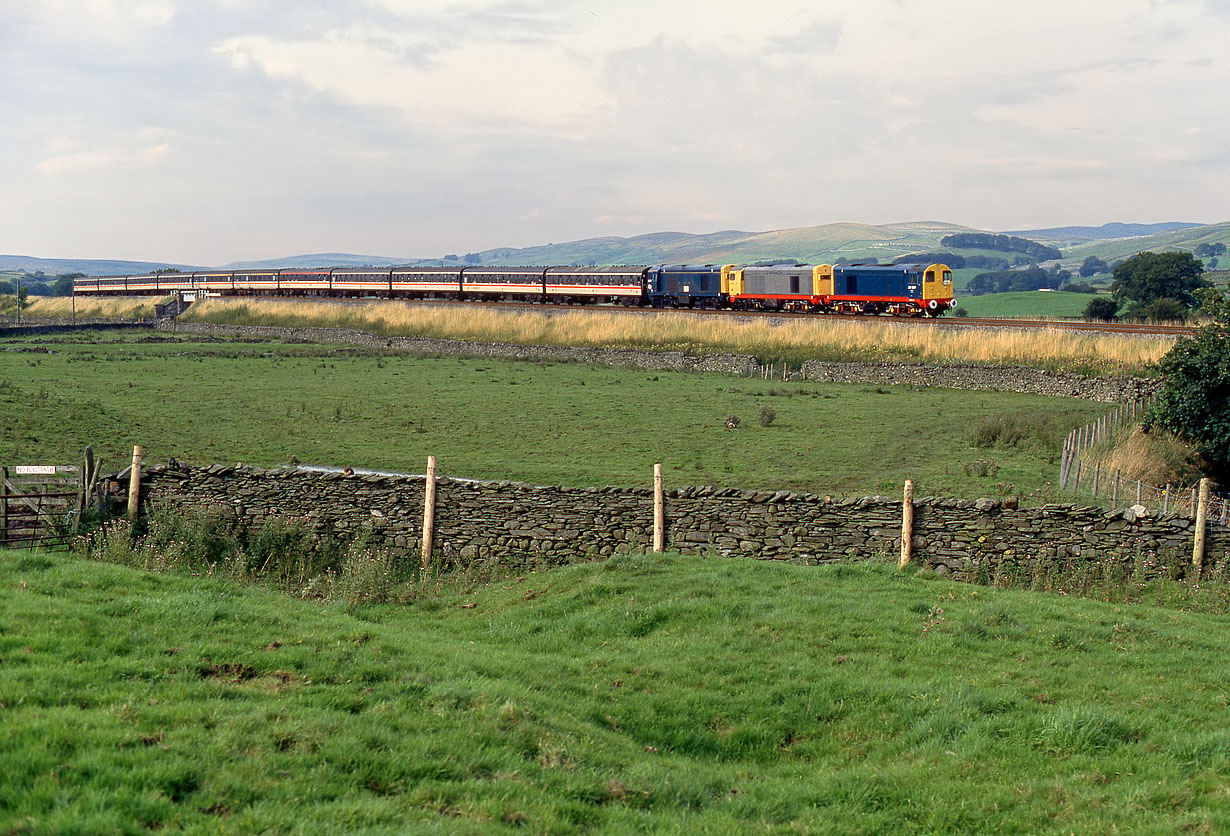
8 220 1229 276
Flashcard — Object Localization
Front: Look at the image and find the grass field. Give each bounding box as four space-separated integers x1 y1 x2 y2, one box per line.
175 297 1171 375
954 291 1098 319
3 551 1229 834
0 330 1110 498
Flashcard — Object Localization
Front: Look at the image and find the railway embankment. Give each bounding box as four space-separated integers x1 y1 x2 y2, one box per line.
136 462 1223 580
154 320 1161 402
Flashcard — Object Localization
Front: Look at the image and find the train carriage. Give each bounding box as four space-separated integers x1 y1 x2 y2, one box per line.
390 267 464 298
193 271 235 293
232 270 280 295
461 267 547 300
279 269 334 294
544 266 646 304
329 269 387 295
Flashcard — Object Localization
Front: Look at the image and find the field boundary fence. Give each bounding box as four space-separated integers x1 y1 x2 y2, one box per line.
1059 398 1230 522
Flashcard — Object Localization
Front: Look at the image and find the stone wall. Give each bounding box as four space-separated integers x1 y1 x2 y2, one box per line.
138 464 1226 579
156 321 1160 402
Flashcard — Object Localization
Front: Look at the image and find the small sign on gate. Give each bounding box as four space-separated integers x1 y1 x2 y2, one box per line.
15 465 58 476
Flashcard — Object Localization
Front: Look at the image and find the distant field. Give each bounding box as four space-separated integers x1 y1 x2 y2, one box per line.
3 552 1229 834
955 291 1097 319
0 331 1109 498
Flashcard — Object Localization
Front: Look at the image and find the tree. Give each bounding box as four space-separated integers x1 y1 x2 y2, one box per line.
53 272 83 296
1147 288 1230 477
1083 297 1119 321
1110 251 1208 308
1079 256 1109 277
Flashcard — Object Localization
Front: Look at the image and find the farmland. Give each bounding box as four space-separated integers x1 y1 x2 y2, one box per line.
0 330 1110 498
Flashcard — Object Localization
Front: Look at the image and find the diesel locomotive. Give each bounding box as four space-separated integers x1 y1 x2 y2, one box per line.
73 261 954 316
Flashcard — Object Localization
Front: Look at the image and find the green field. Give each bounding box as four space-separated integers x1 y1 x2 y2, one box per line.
0 330 1108 498
954 291 1099 319
3 551 1229 834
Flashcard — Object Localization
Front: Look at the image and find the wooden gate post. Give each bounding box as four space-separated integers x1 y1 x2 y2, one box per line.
899 479 915 569
653 463 665 553
126 446 143 525
421 456 437 571
1193 477 1210 571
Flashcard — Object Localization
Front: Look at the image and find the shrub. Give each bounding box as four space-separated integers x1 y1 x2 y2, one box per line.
1084 297 1119 322
757 405 777 426
1128 297 1187 323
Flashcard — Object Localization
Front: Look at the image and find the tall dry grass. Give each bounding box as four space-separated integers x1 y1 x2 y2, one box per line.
21 296 165 320
1092 426 1205 485
179 298 1172 373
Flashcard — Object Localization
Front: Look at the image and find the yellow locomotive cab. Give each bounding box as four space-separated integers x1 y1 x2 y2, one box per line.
922 263 954 304
723 264 742 296
813 264 834 296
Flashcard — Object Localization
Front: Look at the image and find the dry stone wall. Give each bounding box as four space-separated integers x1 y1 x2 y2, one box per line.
155 321 1160 402
138 464 1226 579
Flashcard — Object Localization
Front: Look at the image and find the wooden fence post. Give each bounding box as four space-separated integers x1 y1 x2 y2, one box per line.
1072 460 1081 494
126 446 143 525
1191 486 1199 519
899 479 915 569
421 455 437 571
1193 477 1210 571
653 463 665 553
1112 470 1120 507
1 466 7 544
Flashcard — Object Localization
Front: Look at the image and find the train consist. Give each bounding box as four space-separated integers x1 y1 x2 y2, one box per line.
73 262 955 316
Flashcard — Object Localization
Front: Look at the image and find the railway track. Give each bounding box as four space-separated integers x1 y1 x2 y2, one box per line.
230 296 1192 338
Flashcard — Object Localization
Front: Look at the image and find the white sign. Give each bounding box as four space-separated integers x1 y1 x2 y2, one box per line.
15 465 57 476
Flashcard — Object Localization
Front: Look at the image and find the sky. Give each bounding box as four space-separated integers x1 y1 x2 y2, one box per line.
3 0 1229 265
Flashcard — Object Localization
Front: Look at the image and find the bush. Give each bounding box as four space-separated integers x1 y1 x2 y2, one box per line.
1128 297 1187 323
758 405 777 426
953 306 969 318
1061 281 1096 294
1084 297 1120 322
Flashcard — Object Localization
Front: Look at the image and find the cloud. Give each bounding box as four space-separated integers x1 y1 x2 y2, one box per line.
3 0 1230 263
38 130 173 175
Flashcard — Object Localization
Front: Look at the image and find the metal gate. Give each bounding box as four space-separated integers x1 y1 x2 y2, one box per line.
1 465 81 549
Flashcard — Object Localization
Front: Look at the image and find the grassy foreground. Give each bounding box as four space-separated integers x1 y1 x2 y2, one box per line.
0 331 1108 498
2 551 1228 834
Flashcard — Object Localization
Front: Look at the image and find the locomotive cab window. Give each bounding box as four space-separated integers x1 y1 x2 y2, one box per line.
925 270 935 282
943 271 953 285
790 276 800 294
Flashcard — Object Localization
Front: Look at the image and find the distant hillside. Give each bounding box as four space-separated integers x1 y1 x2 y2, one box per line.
1063 221 1230 265
222 253 423 270
0 255 199 276
1007 222 1202 244
455 221 977 266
